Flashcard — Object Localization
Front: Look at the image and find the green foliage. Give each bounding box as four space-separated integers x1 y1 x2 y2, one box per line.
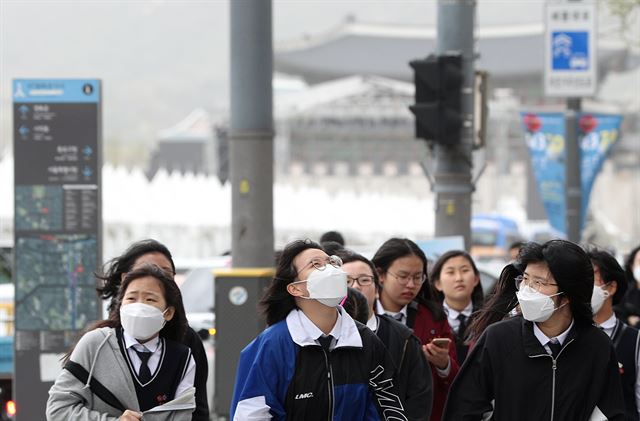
603 0 640 47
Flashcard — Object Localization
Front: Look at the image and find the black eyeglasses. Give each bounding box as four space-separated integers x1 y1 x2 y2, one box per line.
346 275 374 287
387 271 426 286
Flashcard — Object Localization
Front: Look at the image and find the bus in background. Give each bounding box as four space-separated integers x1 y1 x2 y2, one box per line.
471 214 522 262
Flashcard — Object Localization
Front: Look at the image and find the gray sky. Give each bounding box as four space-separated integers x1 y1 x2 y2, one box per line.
0 0 618 155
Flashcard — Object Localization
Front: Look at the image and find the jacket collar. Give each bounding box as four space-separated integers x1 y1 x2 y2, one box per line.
521 318 579 357
286 307 363 349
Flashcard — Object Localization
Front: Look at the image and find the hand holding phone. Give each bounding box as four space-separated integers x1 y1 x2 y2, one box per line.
431 338 451 349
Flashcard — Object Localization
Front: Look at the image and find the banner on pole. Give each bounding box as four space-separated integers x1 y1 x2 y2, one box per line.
520 111 622 235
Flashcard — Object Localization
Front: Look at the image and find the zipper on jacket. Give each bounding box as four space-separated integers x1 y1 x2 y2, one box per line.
549 338 574 421
398 339 408 370
550 357 556 421
321 347 334 421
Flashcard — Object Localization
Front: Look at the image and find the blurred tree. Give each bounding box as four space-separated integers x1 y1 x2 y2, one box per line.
604 0 640 47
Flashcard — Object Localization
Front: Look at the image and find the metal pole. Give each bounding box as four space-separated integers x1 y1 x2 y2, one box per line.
433 0 475 249
230 0 274 267
565 97 582 242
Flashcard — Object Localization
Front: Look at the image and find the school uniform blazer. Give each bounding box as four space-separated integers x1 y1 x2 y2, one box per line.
407 302 459 421
442 316 626 421
46 327 194 421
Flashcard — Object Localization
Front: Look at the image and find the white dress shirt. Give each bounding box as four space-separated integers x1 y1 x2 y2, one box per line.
375 300 408 325
443 301 473 334
296 307 343 351
123 330 196 398
366 313 378 332
533 319 574 355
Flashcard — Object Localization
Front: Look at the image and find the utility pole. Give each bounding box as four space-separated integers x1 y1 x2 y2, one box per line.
565 97 582 242
433 0 476 249
230 0 274 267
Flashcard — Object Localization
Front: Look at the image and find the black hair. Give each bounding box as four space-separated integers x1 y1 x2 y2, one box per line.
320 231 345 246
430 250 484 308
587 248 627 305
509 241 526 251
342 287 370 324
515 240 593 326
624 245 640 287
260 239 323 326
467 263 521 343
338 250 380 291
322 241 346 257
371 238 446 321
65 264 188 362
97 239 175 316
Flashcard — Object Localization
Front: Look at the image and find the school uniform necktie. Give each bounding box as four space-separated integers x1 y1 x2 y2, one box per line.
317 335 333 353
134 349 153 383
392 313 404 324
548 339 562 359
457 314 468 338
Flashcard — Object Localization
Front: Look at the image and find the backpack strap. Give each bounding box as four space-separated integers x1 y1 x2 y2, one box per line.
64 360 126 412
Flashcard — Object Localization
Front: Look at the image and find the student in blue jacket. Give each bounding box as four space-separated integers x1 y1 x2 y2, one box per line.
231 239 407 421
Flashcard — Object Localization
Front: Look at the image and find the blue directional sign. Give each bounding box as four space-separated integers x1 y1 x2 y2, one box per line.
552 31 589 71
545 2 597 97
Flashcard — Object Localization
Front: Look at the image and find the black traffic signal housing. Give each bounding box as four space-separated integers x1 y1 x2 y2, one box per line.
409 53 464 145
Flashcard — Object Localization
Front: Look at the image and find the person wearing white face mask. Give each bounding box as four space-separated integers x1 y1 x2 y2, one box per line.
443 240 625 421
231 239 407 421
589 249 640 421
47 264 196 421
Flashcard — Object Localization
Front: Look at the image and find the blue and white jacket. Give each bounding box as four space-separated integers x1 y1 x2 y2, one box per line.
231 308 408 420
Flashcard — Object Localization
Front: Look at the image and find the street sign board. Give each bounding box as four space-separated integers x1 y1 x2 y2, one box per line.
544 1 597 97
13 79 102 420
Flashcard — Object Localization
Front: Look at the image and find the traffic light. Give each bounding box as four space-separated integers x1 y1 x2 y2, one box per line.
409 53 464 145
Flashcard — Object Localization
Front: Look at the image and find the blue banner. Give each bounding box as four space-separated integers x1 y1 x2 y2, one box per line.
521 112 623 235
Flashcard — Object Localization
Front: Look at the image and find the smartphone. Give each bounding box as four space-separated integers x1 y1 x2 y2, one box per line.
431 338 451 348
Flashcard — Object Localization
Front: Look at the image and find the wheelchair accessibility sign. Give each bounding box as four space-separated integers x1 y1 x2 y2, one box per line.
545 1 597 97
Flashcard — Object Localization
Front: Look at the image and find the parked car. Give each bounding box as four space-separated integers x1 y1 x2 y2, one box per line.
475 259 506 295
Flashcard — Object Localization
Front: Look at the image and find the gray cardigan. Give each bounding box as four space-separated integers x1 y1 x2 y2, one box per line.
46 327 194 421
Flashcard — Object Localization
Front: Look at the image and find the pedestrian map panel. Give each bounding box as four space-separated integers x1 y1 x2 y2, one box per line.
15 185 64 231
15 234 98 331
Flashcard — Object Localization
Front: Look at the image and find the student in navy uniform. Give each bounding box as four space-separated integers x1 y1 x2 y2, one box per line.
47 264 195 421
231 239 407 421
340 250 433 421
430 250 484 363
372 238 457 421
589 248 640 420
97 239 209 421
443 240 625 421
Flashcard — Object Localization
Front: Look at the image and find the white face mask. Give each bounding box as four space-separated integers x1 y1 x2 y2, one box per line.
120 302 168 341
294 265 348 307
633 267 640 284
591 284 610 315
516 285 564 323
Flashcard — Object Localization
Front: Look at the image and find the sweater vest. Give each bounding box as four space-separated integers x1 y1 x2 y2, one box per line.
117 328 191 411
